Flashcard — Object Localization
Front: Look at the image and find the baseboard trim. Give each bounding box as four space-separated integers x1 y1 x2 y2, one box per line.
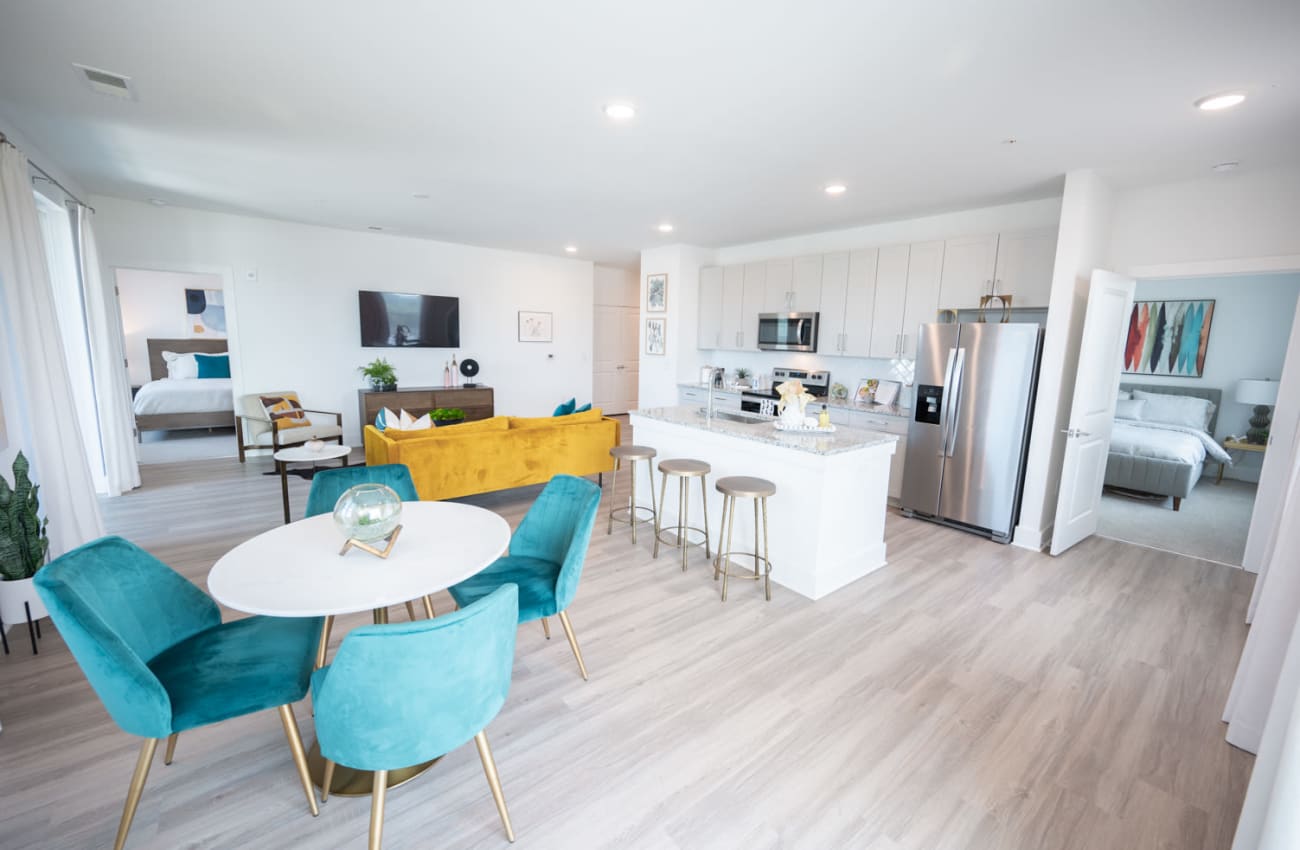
1012 522 1051 552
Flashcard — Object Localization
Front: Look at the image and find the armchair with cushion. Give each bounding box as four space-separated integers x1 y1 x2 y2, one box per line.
236 390 344 462
33 536 323 850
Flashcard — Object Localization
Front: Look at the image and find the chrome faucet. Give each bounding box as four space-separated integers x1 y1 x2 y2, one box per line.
706 379 715 420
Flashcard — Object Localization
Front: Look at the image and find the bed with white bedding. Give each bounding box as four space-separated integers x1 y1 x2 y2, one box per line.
134 338 235 436
1104 384 1224 511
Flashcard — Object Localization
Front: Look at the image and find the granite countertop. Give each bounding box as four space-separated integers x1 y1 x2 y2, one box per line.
676 383 909 419
631 405 897 456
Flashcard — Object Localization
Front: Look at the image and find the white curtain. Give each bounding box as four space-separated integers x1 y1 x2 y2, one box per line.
0 142 103 555
78 206 140 495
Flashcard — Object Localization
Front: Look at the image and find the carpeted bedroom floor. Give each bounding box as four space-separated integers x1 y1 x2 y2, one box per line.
1097 477 1257 566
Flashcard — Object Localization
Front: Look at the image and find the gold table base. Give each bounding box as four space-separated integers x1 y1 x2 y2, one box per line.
306 740 438 797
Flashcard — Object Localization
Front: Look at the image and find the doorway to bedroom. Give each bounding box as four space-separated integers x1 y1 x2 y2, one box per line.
114 267 238 464
1096 272 1300 566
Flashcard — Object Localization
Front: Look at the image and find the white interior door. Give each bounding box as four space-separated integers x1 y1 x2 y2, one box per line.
1050 270 1136 555
593 305 638 414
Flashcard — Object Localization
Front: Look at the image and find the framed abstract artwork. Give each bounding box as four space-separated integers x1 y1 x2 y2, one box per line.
518 311 553 342
185 288 227 337
645 317 666 355
1122 299 1215 378
646 273 667 312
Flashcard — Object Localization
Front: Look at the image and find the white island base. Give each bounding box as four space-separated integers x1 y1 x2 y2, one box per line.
629 407 898 601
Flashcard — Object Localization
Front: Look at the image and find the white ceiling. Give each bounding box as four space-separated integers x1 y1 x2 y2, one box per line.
1 0 1297 267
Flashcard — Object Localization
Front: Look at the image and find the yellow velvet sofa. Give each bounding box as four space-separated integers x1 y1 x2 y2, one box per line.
363 410 620 501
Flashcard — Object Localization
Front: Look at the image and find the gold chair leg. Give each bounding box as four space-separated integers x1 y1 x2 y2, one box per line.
278 705 319 817
557 610 589 681
321 759 336 802
541 617 551 639
315 615 335 670
647 458 657 543
163 733 178 766
404 600 418 621
606 459 618 535
653 471 668 558
629 460 639 544
113 738 159 850
722 496 737 602
680 476 689 573
714 494 728 580
763 496 772 601
474 731 516 842
422 595 436 618
701 475 711 560
370 770 389 850
754 497 761 578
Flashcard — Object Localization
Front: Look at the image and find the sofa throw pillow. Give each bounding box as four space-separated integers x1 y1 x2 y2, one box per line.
1132 390 1215 431
260 394 309 430
383 416 510 441
375 407 399 431
194 353 231 379
397 409 432 431
1114 398 1145 421
574 402 592 413
162 350 200 380
552 398 577 417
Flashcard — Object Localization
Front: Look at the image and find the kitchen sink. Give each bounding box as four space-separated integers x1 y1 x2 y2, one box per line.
708 410 765 424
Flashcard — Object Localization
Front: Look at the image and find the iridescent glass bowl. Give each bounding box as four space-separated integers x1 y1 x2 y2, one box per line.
332 483 402 542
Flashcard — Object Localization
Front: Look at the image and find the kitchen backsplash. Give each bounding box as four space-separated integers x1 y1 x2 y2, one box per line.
692 350 915 406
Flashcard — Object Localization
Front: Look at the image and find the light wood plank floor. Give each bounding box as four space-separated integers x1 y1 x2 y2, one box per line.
0 435 1255 849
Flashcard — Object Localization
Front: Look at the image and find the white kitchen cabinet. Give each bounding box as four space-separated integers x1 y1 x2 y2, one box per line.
899 240 944 359
678 386 741 411
791 255 823 312
719 264 745 351
698 266 724 350
762 258 794 313
993 229 1057 307
938 234 999 309
841 249 878 357
854 413 909 501
740 262 766 350
818 252 849 354
868 244 912 359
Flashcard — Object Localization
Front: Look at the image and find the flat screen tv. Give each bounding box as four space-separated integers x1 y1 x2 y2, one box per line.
358 290 460 348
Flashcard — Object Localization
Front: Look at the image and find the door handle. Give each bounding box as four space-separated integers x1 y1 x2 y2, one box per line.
937 347 958 456
945 348 966 457
1060 428 1092 438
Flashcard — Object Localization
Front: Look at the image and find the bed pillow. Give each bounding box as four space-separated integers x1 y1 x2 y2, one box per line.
260 393 309 430
1116 388 1132 401
162 351 200 380
1114 399 1145 421
1132 390 1215 431
194 353 231 379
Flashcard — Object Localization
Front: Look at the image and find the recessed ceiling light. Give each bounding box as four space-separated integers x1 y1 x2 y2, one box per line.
564 245 578 253
367 225 384 231
1195 92 1246 111
1212 161 1241 173
824 183 847 196
657 223 674 233
411 193 430 199
603 103 636 121
147 197 167 206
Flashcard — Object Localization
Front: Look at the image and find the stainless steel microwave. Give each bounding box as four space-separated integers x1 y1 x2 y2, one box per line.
758 312 819 352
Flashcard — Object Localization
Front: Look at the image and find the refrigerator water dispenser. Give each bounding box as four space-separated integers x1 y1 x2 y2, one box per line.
915 384 943 424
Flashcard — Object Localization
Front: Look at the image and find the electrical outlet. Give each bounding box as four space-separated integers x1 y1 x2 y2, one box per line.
245 269 257 281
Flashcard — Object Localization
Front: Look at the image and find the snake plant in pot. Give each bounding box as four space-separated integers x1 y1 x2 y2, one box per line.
0 452 52 643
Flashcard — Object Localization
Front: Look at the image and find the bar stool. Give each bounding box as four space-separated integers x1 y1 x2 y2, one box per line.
714 476 775 602
653 459 712 571
607 445 658 543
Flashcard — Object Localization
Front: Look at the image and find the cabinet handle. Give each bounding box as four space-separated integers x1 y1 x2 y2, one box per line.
895 333 901 355
899 333 907 356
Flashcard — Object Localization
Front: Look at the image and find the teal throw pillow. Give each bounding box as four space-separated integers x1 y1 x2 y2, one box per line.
574 403 592 413
553 398 577 417
194 353 230 379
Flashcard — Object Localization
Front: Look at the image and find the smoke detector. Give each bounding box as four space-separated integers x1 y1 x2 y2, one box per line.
73 64 136 100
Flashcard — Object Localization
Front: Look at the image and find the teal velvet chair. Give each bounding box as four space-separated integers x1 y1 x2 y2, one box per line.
448 474 601 680
306 463 433 645
313 584 520 848
33 536 323 850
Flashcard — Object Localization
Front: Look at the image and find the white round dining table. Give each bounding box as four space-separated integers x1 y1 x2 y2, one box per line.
208 501 511 618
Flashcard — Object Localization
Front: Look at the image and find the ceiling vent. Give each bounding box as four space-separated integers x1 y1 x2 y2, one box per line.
73 64 136 100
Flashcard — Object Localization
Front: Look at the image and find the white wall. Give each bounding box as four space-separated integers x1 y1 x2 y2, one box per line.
1129 273 1300 482
92 197 595 444
116 268 226 386
638 244 715 407
1014 170 1114 551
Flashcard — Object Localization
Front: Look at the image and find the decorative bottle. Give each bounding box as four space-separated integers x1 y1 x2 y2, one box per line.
450 354 459 387
443 362 451 387
818 404 831 429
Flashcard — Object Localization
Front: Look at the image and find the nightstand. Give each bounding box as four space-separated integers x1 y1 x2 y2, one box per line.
1218 437 1266 484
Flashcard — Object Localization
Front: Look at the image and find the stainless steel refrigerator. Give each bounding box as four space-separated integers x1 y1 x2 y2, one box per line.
900 322 1043 543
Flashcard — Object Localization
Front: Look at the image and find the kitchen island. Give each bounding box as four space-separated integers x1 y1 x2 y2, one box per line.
628 405 898 600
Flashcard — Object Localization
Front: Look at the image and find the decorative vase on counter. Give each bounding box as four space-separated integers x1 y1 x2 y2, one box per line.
779 399 807 427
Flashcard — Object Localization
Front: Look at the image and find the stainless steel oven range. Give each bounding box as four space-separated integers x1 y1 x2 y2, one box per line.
740 368 831 416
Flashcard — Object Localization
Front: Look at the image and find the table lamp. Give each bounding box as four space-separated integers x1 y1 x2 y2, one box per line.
1236 378 1279 445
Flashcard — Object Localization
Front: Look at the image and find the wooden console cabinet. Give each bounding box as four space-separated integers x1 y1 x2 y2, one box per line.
358 386 495 428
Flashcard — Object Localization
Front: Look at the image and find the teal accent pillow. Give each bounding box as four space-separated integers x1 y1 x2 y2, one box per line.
574 403 592 413
194 353 230 379
375 409 389 431
552 398 576 417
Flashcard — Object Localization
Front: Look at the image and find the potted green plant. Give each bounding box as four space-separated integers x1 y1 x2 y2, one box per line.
735 367 752 389
430 407 466 427
0 452 51 645
359 358 398 391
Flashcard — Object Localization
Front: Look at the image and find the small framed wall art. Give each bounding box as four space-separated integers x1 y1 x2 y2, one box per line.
646 273 667 312
518 311 553 343
645 317 666 355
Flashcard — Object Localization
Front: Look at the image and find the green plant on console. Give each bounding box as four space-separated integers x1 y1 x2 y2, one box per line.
430 408 465 421
359 358 398 390
0 452 50 581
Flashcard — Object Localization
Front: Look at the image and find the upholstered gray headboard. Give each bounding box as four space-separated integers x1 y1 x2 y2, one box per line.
1120 383 1222 435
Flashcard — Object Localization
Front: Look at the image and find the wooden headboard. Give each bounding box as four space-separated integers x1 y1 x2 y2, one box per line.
146 338 229 381
1120 383 1222 436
